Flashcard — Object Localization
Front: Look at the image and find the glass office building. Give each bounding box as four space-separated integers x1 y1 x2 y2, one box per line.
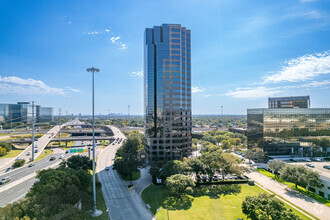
247 108 330 156
144 24 192 161
268 96 310 109
0 102 53 125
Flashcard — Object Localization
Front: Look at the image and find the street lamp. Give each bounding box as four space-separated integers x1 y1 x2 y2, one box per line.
87 67 102 217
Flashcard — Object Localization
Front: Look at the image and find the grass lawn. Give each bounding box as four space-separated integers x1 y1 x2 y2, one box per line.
85 174 108 220
257 169 330 207
142 184 311 220
119 170 141 181
0 149 24 158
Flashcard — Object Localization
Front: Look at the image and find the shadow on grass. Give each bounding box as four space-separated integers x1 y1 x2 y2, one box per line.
191 184 242 199
163 195 194 211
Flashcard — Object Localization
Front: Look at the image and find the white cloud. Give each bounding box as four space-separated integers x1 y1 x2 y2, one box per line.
131 71 143 77
65 86 81 93
119 43 127 50
224 87 281 99
88 31 100 35
110 36 120 43
0 75 79 95
105 29 110 33
263 51 330 84
192 87 205 93
300 0 317 2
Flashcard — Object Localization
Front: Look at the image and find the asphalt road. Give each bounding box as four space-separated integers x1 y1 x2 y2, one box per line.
97 126 155 220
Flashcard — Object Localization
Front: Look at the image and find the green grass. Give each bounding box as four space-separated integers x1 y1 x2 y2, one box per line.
142 184 311 220
0 149 23 158
85 175 108 220
257 169 330 207
33 149 53 162
118 170 141 181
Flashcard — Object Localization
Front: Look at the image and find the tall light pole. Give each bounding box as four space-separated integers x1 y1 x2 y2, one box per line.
221 106 223 116
59 108 61 148
31 101 35 161
87 67 102 217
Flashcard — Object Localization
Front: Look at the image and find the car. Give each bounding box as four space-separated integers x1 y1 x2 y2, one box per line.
316 158 321 162
105 167 110 171
35 145 38 148
213 175 221 181
50 157 56 161
0 177 11 185
59 155 64 159
6 167 12 172
65 150 69 154
311 158 317 161
34 150 38 153
323 165 330 170
306 163 314 168
34 178 40 185
26 151 31 156
15 157 20 161
28 163 35 167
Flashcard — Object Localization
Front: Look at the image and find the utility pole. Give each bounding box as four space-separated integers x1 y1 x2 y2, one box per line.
59 108 61 148
87 67 102 217
128 105 130 119
221 106 223 116
31 101 35 161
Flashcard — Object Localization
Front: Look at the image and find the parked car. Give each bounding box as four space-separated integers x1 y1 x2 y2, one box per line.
0 177 11 185
316 158 321 162
323 165 330 170
306 163 315 168
311 158 317 161
28 163 35 167
105 167 110 171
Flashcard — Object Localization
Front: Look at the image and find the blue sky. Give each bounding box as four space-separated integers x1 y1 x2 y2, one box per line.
0 0 329 115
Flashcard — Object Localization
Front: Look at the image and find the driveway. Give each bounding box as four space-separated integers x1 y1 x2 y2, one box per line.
247 171 330 220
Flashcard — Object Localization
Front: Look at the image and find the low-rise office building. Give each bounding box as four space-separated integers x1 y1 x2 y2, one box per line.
247 108 330 156
268 96 310 109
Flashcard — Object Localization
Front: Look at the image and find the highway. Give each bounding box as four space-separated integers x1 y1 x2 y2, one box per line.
97 126 154 220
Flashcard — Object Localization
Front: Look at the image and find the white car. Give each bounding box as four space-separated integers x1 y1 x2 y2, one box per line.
59 155 64 159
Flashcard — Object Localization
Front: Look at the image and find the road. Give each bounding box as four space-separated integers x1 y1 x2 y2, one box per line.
97 126 155 220
247 171 330 220
0 121 70 174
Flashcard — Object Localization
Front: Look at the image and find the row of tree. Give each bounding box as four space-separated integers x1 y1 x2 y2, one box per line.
150 150 248 183
0 155 94 219
267 160 322 192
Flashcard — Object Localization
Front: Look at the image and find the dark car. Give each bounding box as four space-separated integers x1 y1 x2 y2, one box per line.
6 167 12 172
28 163 35 167
105 167 110 171
50 157 56 161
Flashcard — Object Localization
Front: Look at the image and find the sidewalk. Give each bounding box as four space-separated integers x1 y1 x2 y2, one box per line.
247 171 330 220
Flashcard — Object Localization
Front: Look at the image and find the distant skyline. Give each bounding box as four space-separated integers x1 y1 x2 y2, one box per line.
0 0 330 115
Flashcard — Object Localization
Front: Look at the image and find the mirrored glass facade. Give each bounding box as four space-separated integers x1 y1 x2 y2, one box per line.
144 24 192 161
247 108 330 156
268 96 310 108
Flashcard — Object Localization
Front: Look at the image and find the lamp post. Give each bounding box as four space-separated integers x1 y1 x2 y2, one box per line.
87 67 102 217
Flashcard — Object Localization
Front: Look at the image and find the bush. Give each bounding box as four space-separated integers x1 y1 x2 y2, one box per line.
0 146 7 156
0 143 12 152
12 159 25 168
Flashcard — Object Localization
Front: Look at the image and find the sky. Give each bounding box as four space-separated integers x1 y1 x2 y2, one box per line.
0 0 330 115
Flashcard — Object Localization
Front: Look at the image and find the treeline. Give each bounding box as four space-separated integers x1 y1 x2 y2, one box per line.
192 115 246 128
0 156 95 219
193 130 247 151
82 118 144 127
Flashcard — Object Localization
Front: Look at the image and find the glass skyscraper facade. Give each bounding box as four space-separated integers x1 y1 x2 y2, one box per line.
0 102 53 124
268 96 310 109
144 24 192 161
247 108 330 156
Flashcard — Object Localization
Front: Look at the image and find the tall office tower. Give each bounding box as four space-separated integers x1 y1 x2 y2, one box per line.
144 24 192 162
268 96 310 108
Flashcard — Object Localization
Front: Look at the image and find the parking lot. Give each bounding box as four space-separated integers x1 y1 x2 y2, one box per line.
290 161 330 179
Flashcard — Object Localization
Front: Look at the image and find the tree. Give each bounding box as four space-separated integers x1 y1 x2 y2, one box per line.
113 135 144 179
0 143 12 152
0 146 7 156
200 151 222 180
165 174 195 199
267 160 286 177
242 193 301 220
60 155 92 170
280 165 307 189
160 160 185 180
188 157 205 177
304 169 322 193
12 159 25 168
221 140 232 149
